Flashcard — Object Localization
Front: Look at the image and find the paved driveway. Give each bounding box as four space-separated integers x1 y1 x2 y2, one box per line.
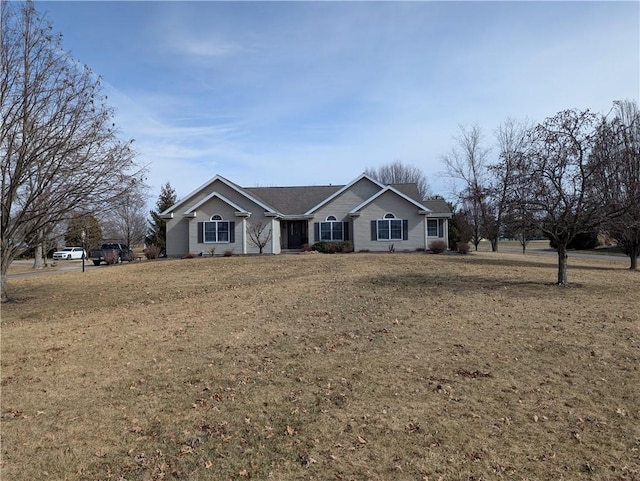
6 259 100 278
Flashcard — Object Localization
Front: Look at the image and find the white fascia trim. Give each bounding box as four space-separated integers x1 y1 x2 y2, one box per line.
350 186 433 214
426 212 453 218
160 212 174 220
304 173 386 215
183 191 250 216
161 174 277 217
279 214 314 220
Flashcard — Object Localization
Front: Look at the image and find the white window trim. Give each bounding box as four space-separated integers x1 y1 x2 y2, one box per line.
376 216 403 241
320 216 344 241
427 218 444 238
204 215 230 243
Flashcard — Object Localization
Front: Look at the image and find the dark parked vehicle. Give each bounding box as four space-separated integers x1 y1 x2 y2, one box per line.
90 243 134 266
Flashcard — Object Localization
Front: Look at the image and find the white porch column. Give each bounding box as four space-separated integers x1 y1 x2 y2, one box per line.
424 217 428 250
444 218 450 249
271 218 277 254
242 217 247 254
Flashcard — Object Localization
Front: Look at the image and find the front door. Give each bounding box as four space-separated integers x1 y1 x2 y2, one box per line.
286 221 308 249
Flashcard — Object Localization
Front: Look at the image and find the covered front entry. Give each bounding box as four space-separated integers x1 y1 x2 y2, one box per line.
280 220 308 250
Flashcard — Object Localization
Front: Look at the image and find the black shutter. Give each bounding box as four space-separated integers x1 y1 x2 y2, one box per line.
197 222 203 243
371 220 377 241
229 222 235 243
314 222 320 242
403 220 408 240
343 222 349 241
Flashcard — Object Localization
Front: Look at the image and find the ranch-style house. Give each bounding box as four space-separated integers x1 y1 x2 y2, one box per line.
161 173 452 256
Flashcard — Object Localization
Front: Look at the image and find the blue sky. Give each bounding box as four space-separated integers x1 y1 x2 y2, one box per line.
37 1 639 203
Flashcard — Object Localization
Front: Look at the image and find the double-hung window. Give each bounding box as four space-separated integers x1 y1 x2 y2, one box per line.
376 213 404 241
314 216 349 242
427 219 445 238
320 216 344 241
204 215 230 243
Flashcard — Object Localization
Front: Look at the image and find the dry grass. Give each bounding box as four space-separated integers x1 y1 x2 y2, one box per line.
1 252 639 481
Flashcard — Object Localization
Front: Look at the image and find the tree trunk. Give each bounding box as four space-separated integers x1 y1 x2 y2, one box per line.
33 244 45 270
557 245 568 286
1 260 9 303
629 244 638 271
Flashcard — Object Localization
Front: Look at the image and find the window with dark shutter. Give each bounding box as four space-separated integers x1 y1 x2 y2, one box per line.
374 213 405 241
202 215 233 243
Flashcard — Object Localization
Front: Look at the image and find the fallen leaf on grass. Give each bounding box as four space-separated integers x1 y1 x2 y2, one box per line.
94 448 108 458
356 435 367 444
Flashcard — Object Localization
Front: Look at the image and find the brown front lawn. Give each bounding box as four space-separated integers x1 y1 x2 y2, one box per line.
2 252 638 480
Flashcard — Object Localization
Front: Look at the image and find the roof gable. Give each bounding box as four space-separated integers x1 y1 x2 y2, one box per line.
184 192 250 216
304 173 385 215
350 185 431 214
161 174 277 218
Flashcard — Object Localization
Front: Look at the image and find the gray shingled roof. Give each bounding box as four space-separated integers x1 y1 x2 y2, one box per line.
243 182 448 216
390 183 421 200
245 185 343 216
422 198 452 215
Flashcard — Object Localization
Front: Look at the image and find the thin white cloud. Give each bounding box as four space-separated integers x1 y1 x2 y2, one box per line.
171 38 248 59
38 0 638 206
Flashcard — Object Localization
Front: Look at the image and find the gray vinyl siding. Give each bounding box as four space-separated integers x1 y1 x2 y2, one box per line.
309 178 381 241
189 198 237 255
352 191 426 252
176 180 266 218
187 195 275 255
165 217 190 257
313 179 380 220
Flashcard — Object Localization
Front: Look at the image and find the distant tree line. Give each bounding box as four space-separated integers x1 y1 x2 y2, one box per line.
443 101 640 285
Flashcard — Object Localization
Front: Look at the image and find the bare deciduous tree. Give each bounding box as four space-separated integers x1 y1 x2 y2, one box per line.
101 185 149 248
591 100 640 270
1 2 142 301
492 118 534 253
247 220 272 254
442 125 491 250
365 160 431 199
65 213 102 255
525 109 602 286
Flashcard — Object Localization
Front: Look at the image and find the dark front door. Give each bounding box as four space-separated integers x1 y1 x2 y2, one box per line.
287 221 308 249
